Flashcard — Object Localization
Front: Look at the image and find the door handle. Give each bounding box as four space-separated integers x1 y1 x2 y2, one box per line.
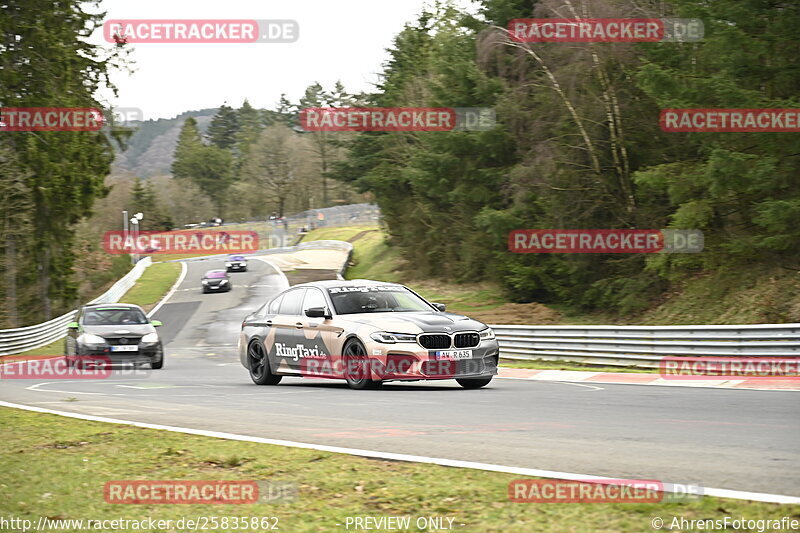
265 320 272 327
295 322 303 329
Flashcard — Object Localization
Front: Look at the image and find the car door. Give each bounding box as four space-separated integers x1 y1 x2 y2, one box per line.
269 288 306 373
296 288 340 375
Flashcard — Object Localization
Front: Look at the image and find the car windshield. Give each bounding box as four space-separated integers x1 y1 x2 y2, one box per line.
83 308 148 325
327 286 433 314
205 271 227 279
229 255 246 261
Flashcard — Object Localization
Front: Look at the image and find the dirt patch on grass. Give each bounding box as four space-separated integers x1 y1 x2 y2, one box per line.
462 302 563 325
286 269 340 285
347 229 380 243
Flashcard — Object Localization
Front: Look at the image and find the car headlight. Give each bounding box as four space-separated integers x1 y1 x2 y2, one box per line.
225 262 232 267
141 332 159 343
78 333 106 345
202 280 209 284
370 331 418 344
479 327 495 341
220 280 229 285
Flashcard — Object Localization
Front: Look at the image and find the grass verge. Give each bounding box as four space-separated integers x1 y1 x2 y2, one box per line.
118 262 181 312
299 224 379 244
500 359 655 374
300 225 800 326
1 407 795 533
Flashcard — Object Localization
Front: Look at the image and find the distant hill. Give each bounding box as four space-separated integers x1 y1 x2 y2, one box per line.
112 108 216 178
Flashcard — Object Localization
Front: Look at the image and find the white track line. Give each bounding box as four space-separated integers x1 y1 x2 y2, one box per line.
252 257 290 290
148 261 187 317
1 400 797 504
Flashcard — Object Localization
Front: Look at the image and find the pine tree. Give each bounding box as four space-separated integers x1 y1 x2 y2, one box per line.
235 99 265 167
172 117 203 179
0 0 127 321
207 104 240 149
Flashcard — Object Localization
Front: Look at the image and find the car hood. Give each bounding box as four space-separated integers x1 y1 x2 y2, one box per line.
81 324 155 336
339 311 486 334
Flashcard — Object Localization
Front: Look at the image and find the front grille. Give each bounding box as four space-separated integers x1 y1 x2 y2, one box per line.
418 334 451 349
105 336 142 346
454 332 480 348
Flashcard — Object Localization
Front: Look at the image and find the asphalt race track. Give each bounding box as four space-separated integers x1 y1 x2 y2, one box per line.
1 257 798 498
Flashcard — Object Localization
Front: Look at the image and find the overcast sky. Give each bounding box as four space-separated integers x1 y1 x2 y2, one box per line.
90 0 480 120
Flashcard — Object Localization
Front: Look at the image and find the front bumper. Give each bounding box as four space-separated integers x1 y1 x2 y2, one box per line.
69 342 162 365
301 339 500 382
203 282 231 291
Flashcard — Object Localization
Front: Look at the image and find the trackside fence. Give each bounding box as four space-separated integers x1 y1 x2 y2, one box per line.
0 257 152 356
490 324 800 369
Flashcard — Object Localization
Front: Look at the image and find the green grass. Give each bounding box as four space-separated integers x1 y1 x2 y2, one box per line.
299 224 380 244
12 338 65 357
118 262 181 310
500 359 656 374
1 407 795 533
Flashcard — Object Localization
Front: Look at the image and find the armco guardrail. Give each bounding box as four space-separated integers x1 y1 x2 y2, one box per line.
0 257 152 356
490 324 800 369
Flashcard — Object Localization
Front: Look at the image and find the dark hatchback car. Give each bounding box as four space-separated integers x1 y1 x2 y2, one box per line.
226 254 248 272
201 269 232 293
65 303 164 368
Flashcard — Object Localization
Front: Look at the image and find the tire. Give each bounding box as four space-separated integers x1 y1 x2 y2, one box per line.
247 340 282 385
343 338 381 390
151 345 164 369
456 376 493 389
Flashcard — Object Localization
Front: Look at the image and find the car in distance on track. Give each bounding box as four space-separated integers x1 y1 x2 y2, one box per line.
226 254 248 272
201 269 232 293
65 303 164 368
239 280 499 390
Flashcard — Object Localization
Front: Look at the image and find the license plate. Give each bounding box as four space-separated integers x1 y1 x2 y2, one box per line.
111 345 138 352
210 285 219 289
434 349 473 360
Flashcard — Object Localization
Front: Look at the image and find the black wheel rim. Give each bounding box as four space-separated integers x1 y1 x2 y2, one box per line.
248 341 267 379
344 341 369 382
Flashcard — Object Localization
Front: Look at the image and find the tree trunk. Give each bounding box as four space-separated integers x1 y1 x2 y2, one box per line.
5 234 17 327
39 246 51 320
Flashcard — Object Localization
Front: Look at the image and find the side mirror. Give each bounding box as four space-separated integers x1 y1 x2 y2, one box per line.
305 307 330 319
432 303 446 312
151 320 163 327
67 321 79 330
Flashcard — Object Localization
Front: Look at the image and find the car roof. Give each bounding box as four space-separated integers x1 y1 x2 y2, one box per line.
292 279 405 290
204 269 227 275
82 303 143 310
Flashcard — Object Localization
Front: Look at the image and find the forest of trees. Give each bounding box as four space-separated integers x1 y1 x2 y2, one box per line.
2 0 799 327
170 84 366 222
0 0 131 326
325 0 800 314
